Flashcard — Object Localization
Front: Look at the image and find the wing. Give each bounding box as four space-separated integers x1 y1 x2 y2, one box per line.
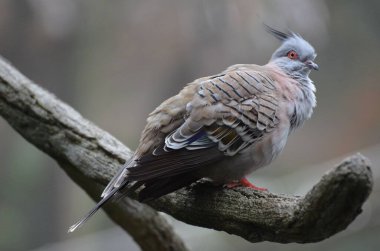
126 69 280 200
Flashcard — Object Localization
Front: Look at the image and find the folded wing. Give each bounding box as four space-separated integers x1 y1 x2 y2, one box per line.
126 69 280 200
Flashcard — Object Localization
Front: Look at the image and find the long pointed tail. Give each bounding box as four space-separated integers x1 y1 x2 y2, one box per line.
68 181 126 233
101 158 134 198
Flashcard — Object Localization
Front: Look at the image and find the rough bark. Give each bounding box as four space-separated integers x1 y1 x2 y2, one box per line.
0 56 188 251
0 56 373 248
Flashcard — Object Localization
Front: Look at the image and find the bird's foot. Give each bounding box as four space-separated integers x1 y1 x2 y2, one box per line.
225 177 267 191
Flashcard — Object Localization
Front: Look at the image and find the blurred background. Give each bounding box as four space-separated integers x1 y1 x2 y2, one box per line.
0 0 379 250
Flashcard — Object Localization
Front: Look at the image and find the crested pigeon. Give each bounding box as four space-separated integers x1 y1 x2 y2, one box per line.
69 25 318 232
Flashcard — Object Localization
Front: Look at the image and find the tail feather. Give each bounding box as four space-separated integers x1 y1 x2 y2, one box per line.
138 174 199 202
68 181 127 233
101 158 134 198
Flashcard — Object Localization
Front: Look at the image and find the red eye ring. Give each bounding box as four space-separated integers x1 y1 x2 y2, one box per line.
287 50 298 60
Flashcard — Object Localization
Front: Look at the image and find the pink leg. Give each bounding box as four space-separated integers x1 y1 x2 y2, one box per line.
239 177 267 191
225 178 267 191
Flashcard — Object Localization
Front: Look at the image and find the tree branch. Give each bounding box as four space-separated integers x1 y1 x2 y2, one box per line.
0 57 188 251
0 56 373 247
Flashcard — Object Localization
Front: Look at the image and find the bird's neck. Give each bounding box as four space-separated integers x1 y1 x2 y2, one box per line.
268 62 317 130
289 75 316 130
266 62 316 130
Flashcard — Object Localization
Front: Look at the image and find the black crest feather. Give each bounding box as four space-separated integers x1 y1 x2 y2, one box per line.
263 24 290 41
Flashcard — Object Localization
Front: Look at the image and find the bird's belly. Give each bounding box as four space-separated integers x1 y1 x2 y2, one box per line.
199 125 290 184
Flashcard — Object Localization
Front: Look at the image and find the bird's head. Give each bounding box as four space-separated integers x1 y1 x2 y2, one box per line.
265 25 318 78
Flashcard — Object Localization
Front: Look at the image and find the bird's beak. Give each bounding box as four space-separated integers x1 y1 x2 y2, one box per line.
305 60 319 71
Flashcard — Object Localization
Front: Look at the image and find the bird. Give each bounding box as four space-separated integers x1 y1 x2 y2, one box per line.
68 25 318 232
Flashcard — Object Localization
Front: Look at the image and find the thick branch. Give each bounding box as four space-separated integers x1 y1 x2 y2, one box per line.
0 57 187 251
0 56 373 245
150 154 372 242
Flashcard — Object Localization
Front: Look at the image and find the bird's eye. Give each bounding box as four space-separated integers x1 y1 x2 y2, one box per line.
287 50 298 60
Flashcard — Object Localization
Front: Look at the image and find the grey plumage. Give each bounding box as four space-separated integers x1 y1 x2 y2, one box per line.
69 25 318 232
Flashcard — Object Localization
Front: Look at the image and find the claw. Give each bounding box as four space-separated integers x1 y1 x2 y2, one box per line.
240 177 267 191
225 177 267 191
